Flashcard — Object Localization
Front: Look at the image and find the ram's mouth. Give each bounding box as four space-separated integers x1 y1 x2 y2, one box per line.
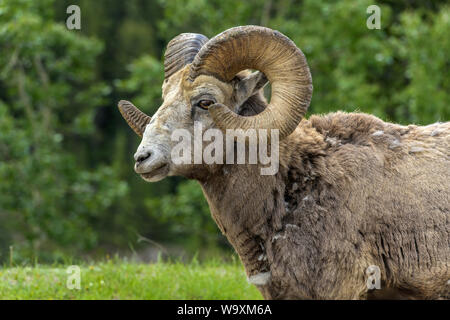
140 163 170 181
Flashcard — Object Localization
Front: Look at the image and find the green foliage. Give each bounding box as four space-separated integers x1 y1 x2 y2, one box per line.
0 0 448 264
390 8 450 123
0 0 127 263
115 55 164 114
145 180 225 251
0 103 127 261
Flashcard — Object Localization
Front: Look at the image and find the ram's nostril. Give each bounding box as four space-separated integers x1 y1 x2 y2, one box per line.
135 151 151 164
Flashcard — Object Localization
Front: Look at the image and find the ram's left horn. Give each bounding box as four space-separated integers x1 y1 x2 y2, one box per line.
118 100 151 138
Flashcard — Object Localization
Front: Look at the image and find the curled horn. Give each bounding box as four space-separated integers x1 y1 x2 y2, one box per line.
119 33 208 136
189 26 313 140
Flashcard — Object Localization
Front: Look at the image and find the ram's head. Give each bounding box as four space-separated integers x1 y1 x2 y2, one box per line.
118 26 312 182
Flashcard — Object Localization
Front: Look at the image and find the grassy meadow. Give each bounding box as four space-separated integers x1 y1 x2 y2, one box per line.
0 259 262 300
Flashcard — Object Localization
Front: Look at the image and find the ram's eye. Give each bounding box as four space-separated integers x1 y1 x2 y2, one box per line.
197 100 214 110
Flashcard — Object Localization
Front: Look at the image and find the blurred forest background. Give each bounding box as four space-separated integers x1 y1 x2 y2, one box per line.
0 0 448 264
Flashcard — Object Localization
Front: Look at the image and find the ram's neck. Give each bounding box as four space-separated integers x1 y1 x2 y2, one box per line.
197 124 329 285
199 163 287 277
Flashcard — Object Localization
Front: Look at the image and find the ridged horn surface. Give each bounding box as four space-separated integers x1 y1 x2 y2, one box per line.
189 26 312 140
164 33 208 79
118 100 151 137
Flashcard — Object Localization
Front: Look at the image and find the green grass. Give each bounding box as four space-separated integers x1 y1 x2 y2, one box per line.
0 259 263 300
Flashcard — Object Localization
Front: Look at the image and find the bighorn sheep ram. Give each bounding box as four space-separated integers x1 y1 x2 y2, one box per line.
118 26 449 299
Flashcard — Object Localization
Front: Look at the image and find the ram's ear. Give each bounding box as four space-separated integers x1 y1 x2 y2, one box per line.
234 71 268 104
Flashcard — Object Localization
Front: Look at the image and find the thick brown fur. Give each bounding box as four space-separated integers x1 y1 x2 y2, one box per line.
199 107 449 299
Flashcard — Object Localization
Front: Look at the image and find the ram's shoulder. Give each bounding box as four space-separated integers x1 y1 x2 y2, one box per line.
282 112 449 165
308 111 392 140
